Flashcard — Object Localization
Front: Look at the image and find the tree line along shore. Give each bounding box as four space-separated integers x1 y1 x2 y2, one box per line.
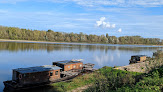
0 26 163 45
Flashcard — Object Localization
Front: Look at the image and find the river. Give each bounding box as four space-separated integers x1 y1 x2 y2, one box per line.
0 42 162 92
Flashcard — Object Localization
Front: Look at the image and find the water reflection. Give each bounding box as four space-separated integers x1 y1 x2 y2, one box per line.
95 54 113 67
0 42 162 53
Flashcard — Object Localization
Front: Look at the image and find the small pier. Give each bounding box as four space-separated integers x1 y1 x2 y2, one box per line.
83 63 96 71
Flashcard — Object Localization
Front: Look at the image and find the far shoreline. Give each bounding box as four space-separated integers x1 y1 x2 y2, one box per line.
0 39 163 47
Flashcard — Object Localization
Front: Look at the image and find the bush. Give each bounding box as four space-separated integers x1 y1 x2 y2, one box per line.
85 67 141 92
85 66 163 92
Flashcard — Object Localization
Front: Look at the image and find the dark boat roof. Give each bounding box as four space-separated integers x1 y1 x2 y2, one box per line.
13 65 62 74
54 60 83 65
132 55 146 57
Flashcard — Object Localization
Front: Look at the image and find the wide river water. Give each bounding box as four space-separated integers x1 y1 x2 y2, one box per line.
0 42 163 92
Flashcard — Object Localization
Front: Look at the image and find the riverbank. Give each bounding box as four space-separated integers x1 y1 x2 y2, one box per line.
50 53 163 92
57 65 162 92
116 60 163 73
116 51 163 73
50 64 163 92
0 39 85 44
84 65 163 92
0 39 163 46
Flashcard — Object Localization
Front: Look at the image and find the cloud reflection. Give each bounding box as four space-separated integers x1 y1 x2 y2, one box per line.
94 54 114 67
94 50 121 67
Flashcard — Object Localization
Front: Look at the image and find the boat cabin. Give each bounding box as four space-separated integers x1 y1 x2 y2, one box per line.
12 65 61 85
129 55 146 64
53 60 83 71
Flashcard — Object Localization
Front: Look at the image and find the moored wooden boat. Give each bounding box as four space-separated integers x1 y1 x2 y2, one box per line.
3 59 95 91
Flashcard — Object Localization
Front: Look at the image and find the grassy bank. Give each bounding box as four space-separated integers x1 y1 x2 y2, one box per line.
49 67 141 92
49 73 96 92
85 66 163 92
49 67 142 92
49 65 162 92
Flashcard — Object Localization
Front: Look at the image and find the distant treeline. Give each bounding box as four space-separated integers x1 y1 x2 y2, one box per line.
0 26 163 45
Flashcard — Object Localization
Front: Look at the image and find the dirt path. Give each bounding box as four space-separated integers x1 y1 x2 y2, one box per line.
68 84 92 92
116 60 163 73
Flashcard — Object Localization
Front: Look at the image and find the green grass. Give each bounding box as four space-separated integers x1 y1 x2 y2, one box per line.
48 66 163 92
49 67 142 92
50 73 96 92
85 66 163 92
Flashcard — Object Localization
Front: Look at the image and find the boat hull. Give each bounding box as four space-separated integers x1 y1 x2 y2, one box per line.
3 74 78 91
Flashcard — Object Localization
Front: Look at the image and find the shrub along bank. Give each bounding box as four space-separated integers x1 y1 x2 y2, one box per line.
49 65 162 92
85 66 163 92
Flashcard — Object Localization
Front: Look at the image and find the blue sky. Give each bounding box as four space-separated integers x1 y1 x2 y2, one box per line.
0 0 163 39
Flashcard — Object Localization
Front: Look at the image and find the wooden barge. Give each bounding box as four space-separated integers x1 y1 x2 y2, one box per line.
129 55 146 64
3 60 95 91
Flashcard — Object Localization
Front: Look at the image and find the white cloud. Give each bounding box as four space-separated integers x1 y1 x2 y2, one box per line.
96 21 103 27
96 17 116 29
100 17 106 21
1 0 163 7
112 24 116 28
106 23 111 28
118 28 122 32
96 17 123 33
47 0 163 7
